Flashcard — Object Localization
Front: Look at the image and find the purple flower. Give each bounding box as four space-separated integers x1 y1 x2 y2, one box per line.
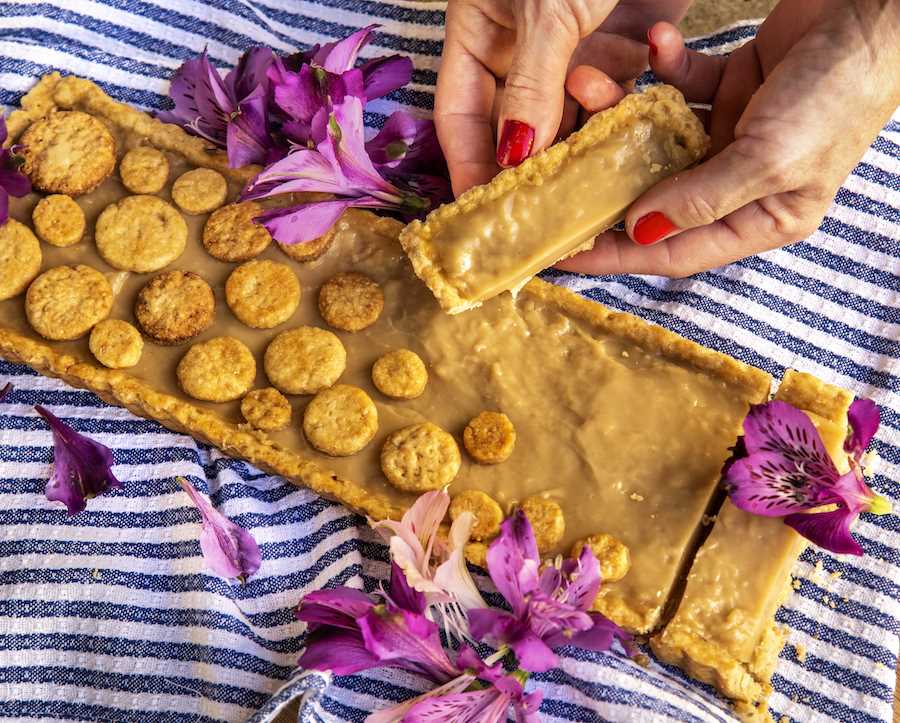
724 399 891 555
35 405 122 515
159 47 276 167
0 115 32 225
366 111 444 175
468 510 629 673
176 477 261 583
0 381 11 403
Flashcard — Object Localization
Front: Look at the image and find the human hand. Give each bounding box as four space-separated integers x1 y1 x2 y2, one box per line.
434 0 693 196
558 0 900 277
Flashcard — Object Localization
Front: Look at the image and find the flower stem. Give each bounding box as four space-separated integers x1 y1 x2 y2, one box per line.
483 645 509 666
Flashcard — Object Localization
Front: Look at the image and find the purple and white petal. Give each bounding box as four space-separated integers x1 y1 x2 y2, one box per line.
299 626 381 675
726 451 839 516
296 586 375 630
314 24 377 73
845 398 879 461
360 55 413 101
784 508 864 556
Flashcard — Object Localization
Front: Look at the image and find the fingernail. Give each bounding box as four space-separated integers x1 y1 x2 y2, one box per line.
647 30 658 57
633 212 677 245
497 120 535 167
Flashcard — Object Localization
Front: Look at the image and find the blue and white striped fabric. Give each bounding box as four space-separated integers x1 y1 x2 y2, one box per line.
0 3 897 722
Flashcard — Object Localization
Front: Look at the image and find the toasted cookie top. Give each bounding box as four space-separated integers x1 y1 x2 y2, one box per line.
570 533 631 583
119 146 170 194
203 201 272 262
371 349 428 400
25 264 113 341
95 195 188 272
89 319 144 369
449 489 504 541
32 194 85 247
172 168 228 215
135 270 215 345
521 495 565 553
241 387 292 432
276 224 337 263
225 260 300 329
463 411 516 465
176 336 256 403
380 422 461 492
318 271 384 332
303 384 378 457
19 111 116 195
0 219 42 301
264 326 346 395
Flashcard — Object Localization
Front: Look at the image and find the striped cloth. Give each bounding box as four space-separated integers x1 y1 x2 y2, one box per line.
0 2 897 722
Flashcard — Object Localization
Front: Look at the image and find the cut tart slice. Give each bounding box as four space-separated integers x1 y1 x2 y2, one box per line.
650 370 854 721
400 85 708 313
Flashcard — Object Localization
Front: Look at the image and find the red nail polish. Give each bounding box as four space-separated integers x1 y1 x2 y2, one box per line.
633 212 677 245
497 120 535 167
647 30 658 57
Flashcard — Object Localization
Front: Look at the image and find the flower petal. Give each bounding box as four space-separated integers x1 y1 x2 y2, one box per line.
226 90 272 168
784 508 864 556
562 544 601 610
366 111 443 175
360 55 413 102
727 451 839 516
561 612 631 653
0 382 11 402
387 560 427 614
158 50 231 146
254 198 358 245
433 511 487 612
268 58 321 139
0 115 6 145
486 510 540 616
224 46 275 101
314 24 377 74
845 398 879 461
0 189 7 227
404 689 508 723
0 164 32 198
242 147 347 199
299 626 380 675
296 586 374 630
364 674 476 723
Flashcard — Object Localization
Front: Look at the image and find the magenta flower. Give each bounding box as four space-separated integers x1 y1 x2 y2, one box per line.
175 477 261 583
35 405 122 515
724 399 891 555
0 115 32 225
159 46 276 167
366 111 443 175
468 510 629 673
0 382 10 402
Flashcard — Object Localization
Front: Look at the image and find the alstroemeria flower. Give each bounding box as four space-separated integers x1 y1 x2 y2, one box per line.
35 405 122 515
176 477 261 583
0 381 11 402
0 114 32 225
724 399 892 555
366 111 444 175
159 47 276 167
468 510 630 673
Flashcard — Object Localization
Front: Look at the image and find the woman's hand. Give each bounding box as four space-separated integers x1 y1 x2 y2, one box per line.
559 0 900 277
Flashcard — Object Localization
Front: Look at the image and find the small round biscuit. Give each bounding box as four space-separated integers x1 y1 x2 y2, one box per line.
119 146 169 194
276 224 336 263
303 384 378 456
225 260 300 329
135 270 215 345
89 319 144 369
95 195 187 272
264 327 346 395
177 336 256 402
520 495 565 553
202 201 272 261
32 195 85 247
318 272 384 332
570 533 631 583
241 387 292 432
0 219 41 301
463 411 517 465
171 168 227 215
19 111 116 195
465 542 488 569
372 349 428 400
26 265 113 341
450 490 504 541
381 422 461 492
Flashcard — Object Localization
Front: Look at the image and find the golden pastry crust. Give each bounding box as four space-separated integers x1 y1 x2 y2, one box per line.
570 533 631 583
303 384 378 457
264 326 346 395
171 168 227 215
95 195 188 272
371 349 428 400
0 219 42 301
26 265 113 341
318 271 384 332
464 541 489 569
450 490 504 541
521 495 565 553
203 201 272 261
225 260 300 329
176 336 256 402
277 224 336 262
89 319 144 369
19 110 116 195
463 411 516 464
32 194 85 247
380 422 461 492
241 387 292 432
134 270 215 345
119 146 169 194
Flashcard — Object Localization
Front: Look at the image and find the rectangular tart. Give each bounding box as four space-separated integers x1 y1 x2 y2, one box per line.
399 85 708 313
650 370 853 720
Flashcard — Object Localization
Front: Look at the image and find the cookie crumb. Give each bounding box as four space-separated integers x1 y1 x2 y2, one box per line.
794 644 806 664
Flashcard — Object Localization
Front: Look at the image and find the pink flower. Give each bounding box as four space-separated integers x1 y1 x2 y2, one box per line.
0 115 32 225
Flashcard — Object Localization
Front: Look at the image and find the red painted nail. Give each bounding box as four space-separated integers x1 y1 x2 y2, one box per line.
496 119 535 168
647 30 658 57
633 211 678 245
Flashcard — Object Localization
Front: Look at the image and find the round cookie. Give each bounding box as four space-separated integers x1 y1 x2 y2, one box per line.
203 201 272 261
570 533 631 583
303 384 378 457
241 387 291 432
450 490 504 541
176 336 256 402
371 349 427 400
225 260 300 329
463 411 517 465
0 219 41 301
135 270 215 345
32 195 85 247
465 542 489 569
380 422 461 492
95 195 187 272
264 327 346 395
277 224 336 263
171 168 227 215
19 111 116 195
120 146 169 194
318 272 384 332
520 495 565 553
89 319 144 369
25 265 113 341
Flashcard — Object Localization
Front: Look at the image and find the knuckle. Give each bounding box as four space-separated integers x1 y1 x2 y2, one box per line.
503 68 549 103
678 192 720 228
